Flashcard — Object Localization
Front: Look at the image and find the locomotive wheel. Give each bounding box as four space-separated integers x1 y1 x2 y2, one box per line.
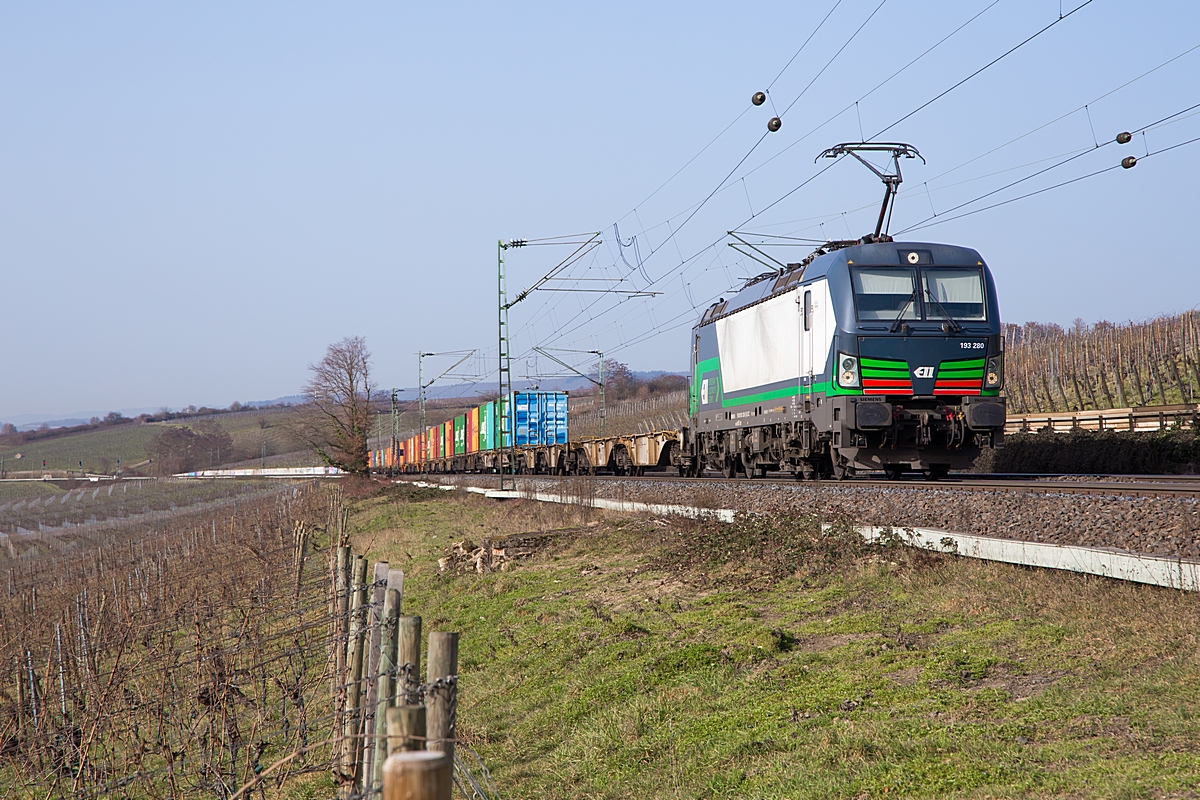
832 458 854 481
722 456 737 479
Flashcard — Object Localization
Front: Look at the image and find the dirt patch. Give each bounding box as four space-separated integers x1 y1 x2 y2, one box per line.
886 666 922 686
971 666 1062 699
793 633 872 652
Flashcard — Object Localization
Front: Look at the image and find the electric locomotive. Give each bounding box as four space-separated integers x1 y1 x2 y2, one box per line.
682 239 1005 479
680 144 1005 480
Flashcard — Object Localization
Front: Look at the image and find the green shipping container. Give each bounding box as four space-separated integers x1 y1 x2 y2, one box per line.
499 395 512 449
454 414 467 455
478 400 496 451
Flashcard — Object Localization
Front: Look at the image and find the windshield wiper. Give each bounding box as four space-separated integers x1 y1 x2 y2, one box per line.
924 289 962 333
889 291 917 332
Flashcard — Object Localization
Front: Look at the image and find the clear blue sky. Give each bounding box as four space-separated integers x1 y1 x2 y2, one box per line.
2 1 1197 420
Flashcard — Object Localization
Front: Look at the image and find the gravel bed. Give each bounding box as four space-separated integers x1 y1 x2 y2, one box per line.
421 474 1200 560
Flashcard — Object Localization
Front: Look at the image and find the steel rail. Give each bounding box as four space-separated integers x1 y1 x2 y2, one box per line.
420 472 1200 500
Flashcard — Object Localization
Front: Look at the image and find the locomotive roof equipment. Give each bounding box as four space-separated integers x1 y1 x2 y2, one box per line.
816 142 924 242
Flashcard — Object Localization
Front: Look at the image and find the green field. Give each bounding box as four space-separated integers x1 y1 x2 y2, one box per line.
0 407 307 474
0 481 63 503
344 485 1200 799
0 423 164 473
199 407 306 463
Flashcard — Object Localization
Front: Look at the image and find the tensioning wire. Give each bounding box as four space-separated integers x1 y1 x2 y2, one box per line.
895 99 1200 234
900 132 1200 233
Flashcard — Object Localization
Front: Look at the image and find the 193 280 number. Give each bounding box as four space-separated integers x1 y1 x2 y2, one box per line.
959 341 985 350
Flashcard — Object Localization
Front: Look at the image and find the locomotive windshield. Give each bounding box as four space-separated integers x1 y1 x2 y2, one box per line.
850 268 919 321
851 265 987 322
922 267 986 321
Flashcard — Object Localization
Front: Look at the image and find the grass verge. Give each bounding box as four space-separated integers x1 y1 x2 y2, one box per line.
347 483 1200 799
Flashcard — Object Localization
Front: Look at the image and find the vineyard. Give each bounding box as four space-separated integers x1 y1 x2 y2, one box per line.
0 480 288 547
568 390 689 438
1005 312 1200 413
0 482 337 798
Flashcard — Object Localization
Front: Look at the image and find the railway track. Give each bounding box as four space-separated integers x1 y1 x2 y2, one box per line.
433 471 1200 499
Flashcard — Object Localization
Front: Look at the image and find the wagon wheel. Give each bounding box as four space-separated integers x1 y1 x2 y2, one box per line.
884 466 905 481
831 456 853 481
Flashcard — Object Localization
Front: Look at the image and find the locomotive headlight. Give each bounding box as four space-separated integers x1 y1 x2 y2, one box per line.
985 354 1004 389
837 353 860 389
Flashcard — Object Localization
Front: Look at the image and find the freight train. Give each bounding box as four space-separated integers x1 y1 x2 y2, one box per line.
376 238 1006 480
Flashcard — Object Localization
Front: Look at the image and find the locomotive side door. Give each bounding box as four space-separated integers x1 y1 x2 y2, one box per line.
800 280 835 401
799 287 814 404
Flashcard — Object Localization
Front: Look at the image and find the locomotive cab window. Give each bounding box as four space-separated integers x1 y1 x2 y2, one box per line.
850 267 919 321
921 267 986 321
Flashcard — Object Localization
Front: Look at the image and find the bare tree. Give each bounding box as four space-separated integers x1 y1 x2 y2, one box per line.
299 336 374 475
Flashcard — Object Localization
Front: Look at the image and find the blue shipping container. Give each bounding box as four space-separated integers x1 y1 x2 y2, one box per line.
510 391 569 446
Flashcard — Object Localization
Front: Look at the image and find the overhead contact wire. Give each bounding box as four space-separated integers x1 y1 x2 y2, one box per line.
871 0 1096 139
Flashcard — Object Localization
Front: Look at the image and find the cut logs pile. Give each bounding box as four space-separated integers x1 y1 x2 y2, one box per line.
437 525 594 574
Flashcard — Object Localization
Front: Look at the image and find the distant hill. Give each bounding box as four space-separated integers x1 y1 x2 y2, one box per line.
2 374 688 432
418 370 687 401
4 395 304 432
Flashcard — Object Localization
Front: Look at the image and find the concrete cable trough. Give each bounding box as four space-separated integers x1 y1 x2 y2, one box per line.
853 525 1200 592
410 481 736 522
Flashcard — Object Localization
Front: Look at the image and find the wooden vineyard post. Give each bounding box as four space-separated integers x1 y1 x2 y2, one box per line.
333 546 351 703
371 582 402 793
293 521 308 600
332 546 351 767
340 556 369 792
426 632 458 762
398 616 422 704
386 704 427 754
361 560 389 790
382 751 452 800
